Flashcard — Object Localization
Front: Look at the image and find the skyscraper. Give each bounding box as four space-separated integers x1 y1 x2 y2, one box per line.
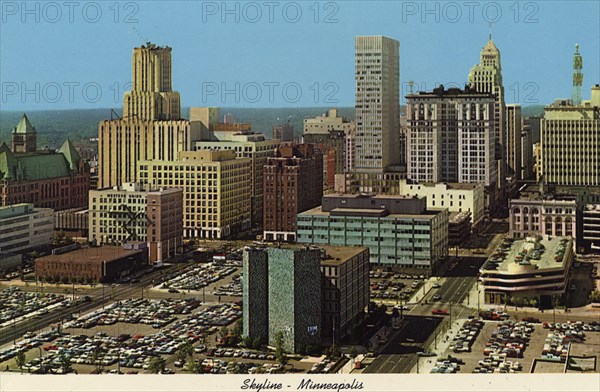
123 43 181 121
98 43 199 188
354 36 400 172
406 85 497 210
468 37 506 209
541 85 600 187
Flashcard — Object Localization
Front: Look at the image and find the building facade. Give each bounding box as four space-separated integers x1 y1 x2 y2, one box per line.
98 43 199 188
138 150 251 239
1 126 89 211
0 203 53 254
582 204 600 253
242 246 322 353
35 245 148 284
468 37 506 205
263 145 323 242
89 183 183 264
11 114 37 153
479 237 574 308
506 104 523 181
398 180 485 229
541 86 600 187
406 86 497 211
194 134 278 226
354 36 400 172
272 123 294 142
242 245 369 352
509 194 578 240
297 194 448 275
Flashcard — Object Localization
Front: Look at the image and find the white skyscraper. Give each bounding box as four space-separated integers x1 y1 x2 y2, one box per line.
354 36 400 172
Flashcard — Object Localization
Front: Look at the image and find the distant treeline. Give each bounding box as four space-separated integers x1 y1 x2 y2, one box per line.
0 105 545 147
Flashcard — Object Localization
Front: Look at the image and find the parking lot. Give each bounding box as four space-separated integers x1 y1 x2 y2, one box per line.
0 287 68 327
153 262 240 293
433 318 600 373
369 271 426 303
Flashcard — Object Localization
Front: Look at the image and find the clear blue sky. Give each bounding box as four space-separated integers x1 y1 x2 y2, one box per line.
1 0 599 110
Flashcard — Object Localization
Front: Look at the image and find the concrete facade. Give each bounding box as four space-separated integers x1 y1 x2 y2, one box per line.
0 203 53 254
138 150 251 239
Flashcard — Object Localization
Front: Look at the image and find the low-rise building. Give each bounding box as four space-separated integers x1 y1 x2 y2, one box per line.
509 191 577 240
35 245 148 283
479 236 574 308
449 212 472 247
399 180 485 229
0 203 53 254
297 194 448 275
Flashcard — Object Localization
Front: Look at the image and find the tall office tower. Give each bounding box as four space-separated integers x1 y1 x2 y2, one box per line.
355 36 400 172
541 85 600 187
190 107 220 140
406 86 497 209
468 37 506 207
98 44 198 188
123 43 181 121
506 104 523 181
263 145 323 242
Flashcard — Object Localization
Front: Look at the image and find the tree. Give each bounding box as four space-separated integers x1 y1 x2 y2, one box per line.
274 332 287 366
349 346 358 359
251 336 262 350
232 320 243 339
16 351 26 373
219 326 229 341
175 342 193 364
590 290 600 303
91 346 105 374
59 352 73 374
185 360 204 374
147 356 166 374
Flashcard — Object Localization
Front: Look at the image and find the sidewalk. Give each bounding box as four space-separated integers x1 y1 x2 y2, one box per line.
406 277 443 305
411 317 469 373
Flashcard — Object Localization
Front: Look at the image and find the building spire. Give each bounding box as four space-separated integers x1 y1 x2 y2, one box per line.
488 21 492 41
572 44 583 105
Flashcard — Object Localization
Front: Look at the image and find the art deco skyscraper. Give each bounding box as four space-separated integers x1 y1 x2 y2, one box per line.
98 43 198 188
468 37 506 208
123 43 181 120
354 36 400 172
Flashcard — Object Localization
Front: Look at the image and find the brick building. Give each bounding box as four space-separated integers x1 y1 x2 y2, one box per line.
263 145 323 242
35 245 148 284
1 118 90 211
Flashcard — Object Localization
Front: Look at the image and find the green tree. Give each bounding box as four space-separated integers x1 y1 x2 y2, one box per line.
219 326 229 341
147 356 166 374
175 342 193 364
232 320 243 339
349 346 358 358
16 351 26 373
274 332 287 366
91 347 105 374
185 360 204 374
59 352 73 374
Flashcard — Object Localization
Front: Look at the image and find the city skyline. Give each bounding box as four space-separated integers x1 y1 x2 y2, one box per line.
1 1 599 110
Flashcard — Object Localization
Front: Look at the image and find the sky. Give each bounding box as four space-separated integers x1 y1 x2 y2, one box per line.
1 0 599 110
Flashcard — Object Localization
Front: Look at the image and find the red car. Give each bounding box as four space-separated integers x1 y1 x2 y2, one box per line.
432 309 449 315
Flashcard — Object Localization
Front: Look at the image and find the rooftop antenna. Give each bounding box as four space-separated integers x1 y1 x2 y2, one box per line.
408 80 415 94
572 44 583 106
488 21 493 41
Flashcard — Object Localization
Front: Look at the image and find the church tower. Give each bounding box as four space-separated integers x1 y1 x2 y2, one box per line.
11 114 37 153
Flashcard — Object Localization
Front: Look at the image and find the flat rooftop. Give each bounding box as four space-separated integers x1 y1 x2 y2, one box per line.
482 237 572 274
246 244 368 266
36 246 142 264
299 205 440 220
